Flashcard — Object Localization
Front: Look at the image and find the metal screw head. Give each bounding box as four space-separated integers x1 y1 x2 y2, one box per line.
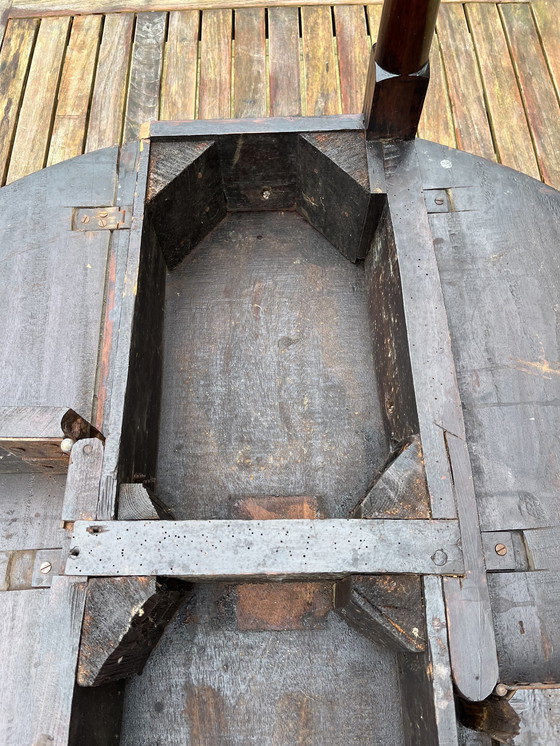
39 561 52 574
495 543 508 556
98 219 107 228
98 210 108 218
81 214 90 224
261 188 271 200
431 549 448 566
434 196 445 205
494 683 508 697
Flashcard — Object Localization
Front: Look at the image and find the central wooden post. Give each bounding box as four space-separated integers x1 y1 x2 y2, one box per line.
363 0 441 139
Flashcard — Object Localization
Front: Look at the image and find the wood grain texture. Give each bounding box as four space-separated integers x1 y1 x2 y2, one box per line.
123 11 166 142
268 7 300 116
6 16 70 183
233 8 266 117
161 10 199 120
199 9 232 119
334 5 370 114
301 6 340 116
532 1 560 104
501 3 560 188
47 14 102 166
508 689 560 745
418 32 456 148
61 437 104 521
437 4 495 161
466 3 539 178
121 588 404 745
0 18 38 185
86 13 134 151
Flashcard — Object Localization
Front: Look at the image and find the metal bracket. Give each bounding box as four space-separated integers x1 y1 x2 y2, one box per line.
72 206 132 231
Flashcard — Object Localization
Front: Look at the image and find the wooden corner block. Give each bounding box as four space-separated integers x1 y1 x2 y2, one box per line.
77 576 188 687
117 483 174 520
233 496 333 631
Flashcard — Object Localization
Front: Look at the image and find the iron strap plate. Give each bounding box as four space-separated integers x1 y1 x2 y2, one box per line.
65 519 463 579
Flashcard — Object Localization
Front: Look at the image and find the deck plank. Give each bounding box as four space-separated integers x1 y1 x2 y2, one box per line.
532 0 560 103
0 18 38 185
501 3 560 188
233 8 266 117
123 11 166 142
198 8 232 118
418 32 456 148
6 16 70 183
86 13 134 151
301 6 340 116
161 10 199 120
466 3 540 179
47 14 102 166
268 7 300 116
334 6 369 114
437 4 495 161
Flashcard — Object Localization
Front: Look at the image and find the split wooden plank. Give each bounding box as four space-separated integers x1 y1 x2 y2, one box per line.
268 7 300 116
436 4 495 161
418 32 456 148
233 8 266 117
0 18 38 185
365 4 382 42
466 3 540 179
160 10 199 120
501 3 560 189
334 5 370 114
532 1 560 104
6 16 70 184
47 14 102 166
123 11 166 142
198 8 232 119
86 13 134 151
301 6 340 116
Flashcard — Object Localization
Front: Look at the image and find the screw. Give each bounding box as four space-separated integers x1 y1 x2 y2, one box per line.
60 437 74 453
431 549 448 566
262 188 271 200
494 683 508 697
495 543 508 556
81 214 90 224
83 443 93 455
39 561 52 574
98 210 108 218
98 219 107 228
434 196 445 205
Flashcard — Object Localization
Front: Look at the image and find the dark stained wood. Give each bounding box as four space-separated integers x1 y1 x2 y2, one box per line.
77 576 187 686
123 11 166 143
354 435 431 519
375 0 441 74
233 8 266 118
296 130 378 262
458 695 520 744
268 7 300 117
147 139 226 268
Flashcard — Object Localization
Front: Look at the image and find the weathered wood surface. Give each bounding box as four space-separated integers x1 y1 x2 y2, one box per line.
66 518 463 577
160 10 199 120
0 577 87 746
233 8 266 118
268 7 300 116
0 148 117 423
122 587 404 745
0 473 66 550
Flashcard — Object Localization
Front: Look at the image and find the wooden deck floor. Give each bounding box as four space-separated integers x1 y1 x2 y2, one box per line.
0 1 558 188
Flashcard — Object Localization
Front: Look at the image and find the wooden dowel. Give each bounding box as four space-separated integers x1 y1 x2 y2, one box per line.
375 0 441 75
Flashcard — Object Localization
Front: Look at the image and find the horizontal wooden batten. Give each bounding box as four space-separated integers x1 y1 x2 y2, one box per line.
66 519 463 578
4 0 531 18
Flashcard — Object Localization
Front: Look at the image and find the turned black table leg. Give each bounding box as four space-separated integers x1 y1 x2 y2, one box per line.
364 0 441 139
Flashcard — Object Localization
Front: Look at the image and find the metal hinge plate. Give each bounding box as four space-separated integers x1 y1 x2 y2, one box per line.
72 206 132 231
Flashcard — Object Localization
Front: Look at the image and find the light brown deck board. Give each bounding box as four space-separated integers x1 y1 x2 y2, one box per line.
6 16 70 183
0 18 38 184
501 2 560 188
86 13 134 151
0 2 557 188
47 14 102 166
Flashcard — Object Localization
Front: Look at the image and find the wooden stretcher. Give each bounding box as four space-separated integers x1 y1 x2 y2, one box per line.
1 0 559 743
